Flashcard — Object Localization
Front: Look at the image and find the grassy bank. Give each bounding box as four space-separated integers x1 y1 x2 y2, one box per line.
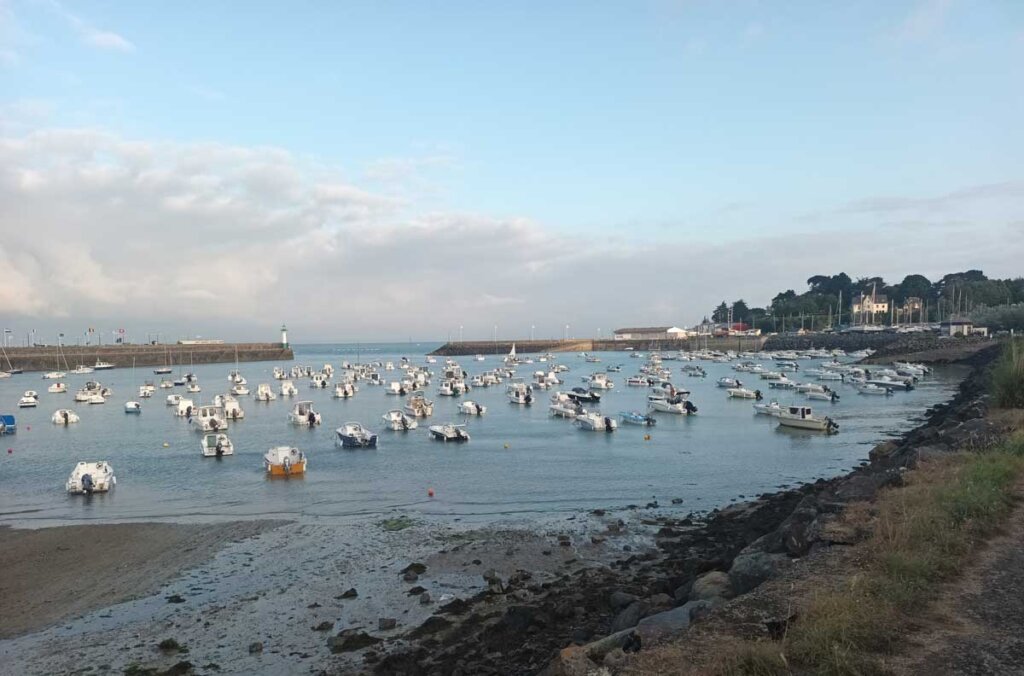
992 338 1024 408
712 434 1024 676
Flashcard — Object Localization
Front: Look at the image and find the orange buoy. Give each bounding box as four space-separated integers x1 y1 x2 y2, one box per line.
427 488 435 498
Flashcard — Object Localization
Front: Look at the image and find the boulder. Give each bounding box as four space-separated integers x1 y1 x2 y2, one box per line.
729 551 788 595
609 590 639 610
635 600 714 642
328 630 382 653
609 600 649 632
868 440 900 461
647 593 673 610
689 571 732 601
378 617 397 631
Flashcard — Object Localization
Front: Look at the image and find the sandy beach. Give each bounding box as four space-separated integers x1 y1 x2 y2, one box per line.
0 521 282 639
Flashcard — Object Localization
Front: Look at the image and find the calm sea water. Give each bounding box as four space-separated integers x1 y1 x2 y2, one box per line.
0 343 963 526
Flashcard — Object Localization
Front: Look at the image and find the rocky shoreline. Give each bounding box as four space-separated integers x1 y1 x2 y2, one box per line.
360 343 1004 676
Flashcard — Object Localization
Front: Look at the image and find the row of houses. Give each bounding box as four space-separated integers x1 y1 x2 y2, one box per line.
612 323 760 341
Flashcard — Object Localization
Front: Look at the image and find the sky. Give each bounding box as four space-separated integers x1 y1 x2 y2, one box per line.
1 0 1022 343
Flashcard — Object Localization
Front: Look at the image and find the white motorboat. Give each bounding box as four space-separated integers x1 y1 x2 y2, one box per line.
575 411 617 432
201 432 234 457
264 446 306 476
74 382 103 402
159 379 174 389
86 393 105 404
18 391 38 408
474 354 485 362
717 377 742 388
48 382 67 394
726 388 762 400
769 377 797 390
288 400 322 426
42 371 66 380
192 405 228 432
309 373 330 389
507 380 534 405
428 423 470 442
381 409 418 431
230 383 250 396
336 422 378 448
795 382 827 394
818 371 844 382
334 382 356 399
806 389 840 402
626 375 649 387
52 409 80 424
175 398 195 417
166 393 183 406
587 373 615 390
753 400 784 417
619 411 656 426
777 405 839 433
187 382 201 393
228 369 244 383
857 383 894 396
387 381 410 396
138 383 156 398
93 360 115 371
124 401 142 414
66 461 116 494
459 400 487 415
647 393 697 415
70 365 94 375
549 392 584 419
404 391 434 418
254 383 277 401
280 380 298 396
222 396 245 420
272 366 286 380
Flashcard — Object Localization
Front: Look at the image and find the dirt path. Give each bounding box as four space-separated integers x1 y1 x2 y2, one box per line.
0 521 281 638
894 490 1024 675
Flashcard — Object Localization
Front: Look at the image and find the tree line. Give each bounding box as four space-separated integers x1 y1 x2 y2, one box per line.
708 270 1024 331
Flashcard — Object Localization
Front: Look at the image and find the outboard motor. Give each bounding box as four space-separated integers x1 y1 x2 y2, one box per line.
215 440 224 457
755 390 763 401
307 411 316 426
210 419 220 431
475 403 483 414
831 391 840 402
525 392 533 404
400 416 409 431
604 416 614 432
684 400 698 414
81 473 94 494
62 411 69 424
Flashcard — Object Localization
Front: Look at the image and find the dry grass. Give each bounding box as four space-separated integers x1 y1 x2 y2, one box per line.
992 338 1024 409
712 437 1024 676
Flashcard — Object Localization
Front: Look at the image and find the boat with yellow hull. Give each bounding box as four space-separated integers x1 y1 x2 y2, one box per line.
264 446 307 476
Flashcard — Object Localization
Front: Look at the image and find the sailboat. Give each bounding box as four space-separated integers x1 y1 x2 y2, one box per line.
503 343 518 365
0 342 20 374
154 347 172 374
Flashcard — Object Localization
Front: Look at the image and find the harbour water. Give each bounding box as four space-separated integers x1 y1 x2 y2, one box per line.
0 343 964 527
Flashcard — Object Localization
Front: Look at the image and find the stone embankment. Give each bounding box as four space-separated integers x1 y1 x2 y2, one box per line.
369 343 1005 676
2 343 292 372
430 336 768 356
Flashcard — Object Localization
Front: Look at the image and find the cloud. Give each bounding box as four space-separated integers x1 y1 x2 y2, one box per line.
894 0 953 42
0 126 1020 341
838 181 1024 214
44 0 135 52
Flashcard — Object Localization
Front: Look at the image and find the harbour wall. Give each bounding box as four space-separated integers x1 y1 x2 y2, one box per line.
430 336 770 356
2 343 293 373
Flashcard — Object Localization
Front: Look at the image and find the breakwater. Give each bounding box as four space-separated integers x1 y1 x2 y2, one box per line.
1 343 293 372
430 336 769 356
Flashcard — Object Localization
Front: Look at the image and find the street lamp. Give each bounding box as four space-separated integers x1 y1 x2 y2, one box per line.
564 324 569 341
459 325 463 342
530 325 535 341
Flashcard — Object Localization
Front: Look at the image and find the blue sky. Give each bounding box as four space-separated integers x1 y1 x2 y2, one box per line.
1 1 1022 340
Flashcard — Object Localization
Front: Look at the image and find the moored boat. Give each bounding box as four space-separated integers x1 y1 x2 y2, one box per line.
381 409 418 430
336 422 378 448
777 405 839 433
575 411 617 432
288 400 322 426
428 423 470 442
66 461 116 494
264 446 306 476
52 409 80 424
619 411 656 426
201 432 234 457
459 400 487 415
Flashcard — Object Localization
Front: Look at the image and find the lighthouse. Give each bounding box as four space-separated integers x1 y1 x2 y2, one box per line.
280 324 289 348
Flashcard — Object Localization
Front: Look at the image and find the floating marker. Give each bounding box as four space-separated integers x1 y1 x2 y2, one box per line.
427 488 435 498
163 442 170 448
644 434 651 441
503 443 510 449
7 448 11 454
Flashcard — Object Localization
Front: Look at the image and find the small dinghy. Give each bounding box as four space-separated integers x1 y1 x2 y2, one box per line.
124 401 142 414
288 401 321 426
52 409 80 425
264 446 306 476
566 387 601 403
336 422 378 448
254 383 277 401
857 383 894 396
576 411 617 432
717 377 741 388
753 400 784 417
619 411 656 426
429 423 470 442
66 461 116 494
18 391 38 408
48 382 67 394
201 432 234 457
647 394 698 415
459 400 487 415
806 389 840 402
381 409 418 431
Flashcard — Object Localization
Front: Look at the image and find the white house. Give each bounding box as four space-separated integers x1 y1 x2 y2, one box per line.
612 326 689 341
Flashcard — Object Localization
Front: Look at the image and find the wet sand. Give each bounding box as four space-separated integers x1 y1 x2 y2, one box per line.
0 521 283 639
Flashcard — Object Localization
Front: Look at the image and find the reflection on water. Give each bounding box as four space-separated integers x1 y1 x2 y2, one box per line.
0 344 964 526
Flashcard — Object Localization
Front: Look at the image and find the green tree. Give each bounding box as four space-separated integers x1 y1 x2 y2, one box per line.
712 301 729 323
732 300 750 324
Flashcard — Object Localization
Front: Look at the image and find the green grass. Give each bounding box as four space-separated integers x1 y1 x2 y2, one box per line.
992 338 1024 409
717 438 1024 676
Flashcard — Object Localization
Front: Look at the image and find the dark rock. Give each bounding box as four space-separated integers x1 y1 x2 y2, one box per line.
646 593 673 610
407 585 426 596
591 509 606 516
622 545 632 552
408 615 453 638
158 638 182 652
609 591 639 610
591 535 605 545
402 562 427 576
165 594 186 604
403 571 419 582
306 602 321 609
729 551 789 595
419 592 432 605
328 630 382 653
339 588 358 599
378 618 397 631
248 642 263 654
472 559 482 565
671 498 684 505
609 600 649 633
312 621 333 631
438 598 471 615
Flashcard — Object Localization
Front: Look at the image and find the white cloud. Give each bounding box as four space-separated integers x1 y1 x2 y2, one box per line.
44 0 135 52
0 126 1020 341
